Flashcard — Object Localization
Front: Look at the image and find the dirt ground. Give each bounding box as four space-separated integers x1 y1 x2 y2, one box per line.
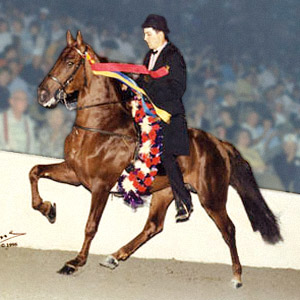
0 247 299 300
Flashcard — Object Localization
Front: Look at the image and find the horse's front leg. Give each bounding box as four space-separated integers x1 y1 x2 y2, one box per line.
29 161 80 223
58 187 109 275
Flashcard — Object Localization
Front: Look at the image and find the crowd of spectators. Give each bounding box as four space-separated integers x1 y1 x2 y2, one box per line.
0 0 299 193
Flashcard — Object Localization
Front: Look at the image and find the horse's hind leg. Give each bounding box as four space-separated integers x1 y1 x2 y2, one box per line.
201 199 242 288
100 187 173 269
29 161 80 223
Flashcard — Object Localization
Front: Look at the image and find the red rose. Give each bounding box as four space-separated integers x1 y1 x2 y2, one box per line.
144 177 153 186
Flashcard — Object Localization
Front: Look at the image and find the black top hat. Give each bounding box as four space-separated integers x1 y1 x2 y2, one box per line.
142 14 170 34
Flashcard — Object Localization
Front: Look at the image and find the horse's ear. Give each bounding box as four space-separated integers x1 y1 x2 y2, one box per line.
66 30 75 47
76 31 85 52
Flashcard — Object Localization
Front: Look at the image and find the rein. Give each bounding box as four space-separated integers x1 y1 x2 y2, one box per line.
74 123 134 140
76 101 120 111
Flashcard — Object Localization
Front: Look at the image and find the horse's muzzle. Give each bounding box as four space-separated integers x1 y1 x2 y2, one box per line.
38 88 59 108
38 89 49 103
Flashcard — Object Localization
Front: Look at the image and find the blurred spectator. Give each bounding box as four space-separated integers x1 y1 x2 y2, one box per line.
236 71 258 108
219 108 240 143
0 67 11 111
38 106 71 158
22 21 46 64
7 59 31 101
271 134 299 192
0 89 38 154
2 45 19 63
241 110 263 143
0 18 12 55
201 83 219 128
21 53 45 88
37 7 52 46
11 19 25 52
235 128 266 174
188 100 210 131
255 116 281 162
219 90 238 115
274 81 300 117
257 64 278 91
213 123 227 141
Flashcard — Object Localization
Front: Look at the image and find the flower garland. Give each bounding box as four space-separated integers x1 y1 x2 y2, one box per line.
117 96 163 209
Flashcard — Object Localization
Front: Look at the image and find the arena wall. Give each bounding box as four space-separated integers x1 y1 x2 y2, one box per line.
1 151 299 270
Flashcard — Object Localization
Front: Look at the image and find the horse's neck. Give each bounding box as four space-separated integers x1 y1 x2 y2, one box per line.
75 76 134 134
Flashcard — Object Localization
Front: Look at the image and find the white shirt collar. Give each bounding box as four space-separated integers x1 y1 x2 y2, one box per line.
153 41 168 55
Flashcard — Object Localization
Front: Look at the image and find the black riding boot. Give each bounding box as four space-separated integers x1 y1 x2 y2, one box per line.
173 189 193 222
161 153 193 222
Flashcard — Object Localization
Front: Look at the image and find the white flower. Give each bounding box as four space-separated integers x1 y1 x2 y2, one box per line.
131 100 139 117
135 160 150 174
122 177 135 193
139 140 152 155
140 116 152 134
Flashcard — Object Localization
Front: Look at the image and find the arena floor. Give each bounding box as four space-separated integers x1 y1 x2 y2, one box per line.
0 247 299 300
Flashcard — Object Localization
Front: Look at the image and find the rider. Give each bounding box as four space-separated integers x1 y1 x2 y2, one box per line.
136 14 193 222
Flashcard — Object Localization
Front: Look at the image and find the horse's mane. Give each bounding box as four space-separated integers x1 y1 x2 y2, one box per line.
92 51 133 113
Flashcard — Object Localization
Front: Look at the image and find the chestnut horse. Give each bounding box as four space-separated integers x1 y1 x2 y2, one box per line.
30 31 282 288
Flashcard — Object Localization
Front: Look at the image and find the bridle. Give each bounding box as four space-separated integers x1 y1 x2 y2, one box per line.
47 50 86 110
47 45 135 142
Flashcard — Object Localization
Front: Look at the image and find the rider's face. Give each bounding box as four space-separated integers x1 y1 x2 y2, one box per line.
143 27 165 50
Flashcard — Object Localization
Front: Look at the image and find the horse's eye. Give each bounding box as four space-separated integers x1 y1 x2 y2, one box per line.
67 61 74 67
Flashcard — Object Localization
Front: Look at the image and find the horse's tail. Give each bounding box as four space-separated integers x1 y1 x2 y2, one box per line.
224 142 283 244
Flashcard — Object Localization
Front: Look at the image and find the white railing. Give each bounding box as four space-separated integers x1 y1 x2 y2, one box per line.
1 151 299 269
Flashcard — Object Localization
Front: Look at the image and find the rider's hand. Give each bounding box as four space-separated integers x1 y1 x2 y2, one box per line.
121 84 128 91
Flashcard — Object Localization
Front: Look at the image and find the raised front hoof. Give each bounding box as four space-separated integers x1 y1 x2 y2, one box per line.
46 203 56 224
99 255 119 270
57 264 77 275
231 278 243 289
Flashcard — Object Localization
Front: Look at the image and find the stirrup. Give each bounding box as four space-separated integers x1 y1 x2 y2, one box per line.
175 201 193 223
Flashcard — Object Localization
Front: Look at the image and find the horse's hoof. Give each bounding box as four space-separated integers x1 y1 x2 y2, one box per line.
47 203 56 224
99 255 119 270
57 264 77 275
231 278 243 289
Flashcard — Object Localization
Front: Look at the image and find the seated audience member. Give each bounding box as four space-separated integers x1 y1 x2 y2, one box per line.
219 90 238 115
0 67 11 111
21 21 46 64
235 129 266 174
21 52 45 88
241 110 264 144
235 128 283 190
272 100 288 128
236 71 257 104
0 18 13 55
219 108 240 143
271 134 299 192
7 59 31 101
201 83 219 128
213 123 227 141
38 106 71 158
0 89 38 154
255 116 281 162
189 101 210 131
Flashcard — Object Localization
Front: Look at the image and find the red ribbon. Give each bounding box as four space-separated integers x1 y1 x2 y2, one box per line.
91 63 169 78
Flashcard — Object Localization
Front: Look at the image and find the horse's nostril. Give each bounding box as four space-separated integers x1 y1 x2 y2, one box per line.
39 89 49 102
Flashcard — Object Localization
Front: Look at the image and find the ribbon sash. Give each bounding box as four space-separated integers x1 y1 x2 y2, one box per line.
85 53 171 123
91 63 169 79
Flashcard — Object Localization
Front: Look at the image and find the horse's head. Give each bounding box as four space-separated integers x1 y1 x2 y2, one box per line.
38 30 90 109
